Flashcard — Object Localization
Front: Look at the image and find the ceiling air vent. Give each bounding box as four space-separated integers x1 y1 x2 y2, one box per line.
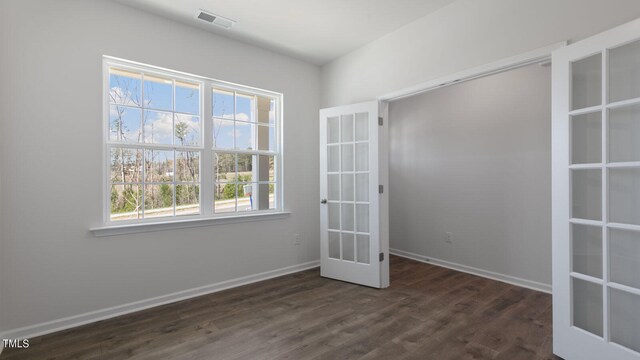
196 10 235 29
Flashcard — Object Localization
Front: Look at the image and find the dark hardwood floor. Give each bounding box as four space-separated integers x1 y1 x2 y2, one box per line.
1 256 559 360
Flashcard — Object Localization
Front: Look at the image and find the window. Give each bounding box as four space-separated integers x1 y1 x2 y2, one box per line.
104 58 282 224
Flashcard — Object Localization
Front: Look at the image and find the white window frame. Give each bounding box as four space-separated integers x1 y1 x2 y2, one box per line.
96 56 285 234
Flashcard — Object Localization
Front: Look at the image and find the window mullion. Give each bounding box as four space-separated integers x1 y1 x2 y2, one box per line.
201 81 214 216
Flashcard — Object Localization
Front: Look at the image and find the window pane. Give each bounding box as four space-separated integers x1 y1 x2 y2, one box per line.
175 81 200 115
214 153 236 182
238 183 257 212
236 93 255 122
269 99 276 125
213 118 234 149
144 184 174 218
176 151 200 182
144 110 173 145
174 114 200 147
235 121 255 150
107 66 281 223
109 68 141 106
145 150 174 183
176 185 200 216
258 183 275 210
237 154 256 182
213 89 234 119
109 105 142 143
257 125 276 152
110 148 142 183
110 184 142 221
144 74 173 111
215 183 236 213
258 155 275 182
257 96 275 125
269 183 276 210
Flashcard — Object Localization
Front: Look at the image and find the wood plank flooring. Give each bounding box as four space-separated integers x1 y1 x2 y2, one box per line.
1 256 560 360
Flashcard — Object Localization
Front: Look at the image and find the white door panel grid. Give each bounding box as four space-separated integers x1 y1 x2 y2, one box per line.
320 101 387 288
553 18 640 360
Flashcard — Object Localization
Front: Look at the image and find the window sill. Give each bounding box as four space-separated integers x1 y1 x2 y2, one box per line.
90 212 291 237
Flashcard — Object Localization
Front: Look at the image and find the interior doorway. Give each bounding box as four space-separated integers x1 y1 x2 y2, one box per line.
385 62 553 293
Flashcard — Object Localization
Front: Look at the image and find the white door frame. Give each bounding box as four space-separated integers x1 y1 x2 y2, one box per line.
374 42 565 287
378 41 566 102
329 41 565 289
320 101 388 288
552 18 640 360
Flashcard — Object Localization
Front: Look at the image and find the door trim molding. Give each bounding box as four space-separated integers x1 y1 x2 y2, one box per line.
378 41 566 102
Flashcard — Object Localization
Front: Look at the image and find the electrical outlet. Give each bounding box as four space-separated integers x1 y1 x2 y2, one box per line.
445 232 453 244
294 234 301 246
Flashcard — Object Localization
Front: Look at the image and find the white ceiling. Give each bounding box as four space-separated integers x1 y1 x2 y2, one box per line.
113 0 457 65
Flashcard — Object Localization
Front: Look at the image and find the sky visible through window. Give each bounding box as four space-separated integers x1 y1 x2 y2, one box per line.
107 66 278 222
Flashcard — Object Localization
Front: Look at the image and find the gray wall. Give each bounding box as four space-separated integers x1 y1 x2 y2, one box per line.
321 0 640 107
389 64 552 286
0 0 320 333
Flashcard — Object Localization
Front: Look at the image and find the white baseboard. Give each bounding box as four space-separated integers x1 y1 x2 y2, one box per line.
390 248 552 294
2 260 320 341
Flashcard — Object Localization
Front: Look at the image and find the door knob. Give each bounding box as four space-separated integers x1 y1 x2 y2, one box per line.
320 199 328 204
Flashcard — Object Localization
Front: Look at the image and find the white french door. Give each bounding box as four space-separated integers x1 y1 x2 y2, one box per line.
553 18 640 360
319 101 387 288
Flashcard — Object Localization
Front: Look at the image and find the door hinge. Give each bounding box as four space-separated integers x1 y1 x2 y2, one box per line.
379 252 384 262
378 116 383 126
378 185 384 194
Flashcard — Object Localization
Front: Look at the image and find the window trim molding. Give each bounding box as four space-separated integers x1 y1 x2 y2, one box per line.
101 56 285 227
91 211 291 237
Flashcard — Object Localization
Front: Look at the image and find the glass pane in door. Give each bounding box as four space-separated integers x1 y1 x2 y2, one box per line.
357 235 370 264
610 39 640 103
609 168 640 225
610 288 640 353
609 228 640 288
572 224 603 279
609 104 640 162
571 53 602 110
572 277 603 337
326 111 371 263
571 112 601 164
571 169 602 220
